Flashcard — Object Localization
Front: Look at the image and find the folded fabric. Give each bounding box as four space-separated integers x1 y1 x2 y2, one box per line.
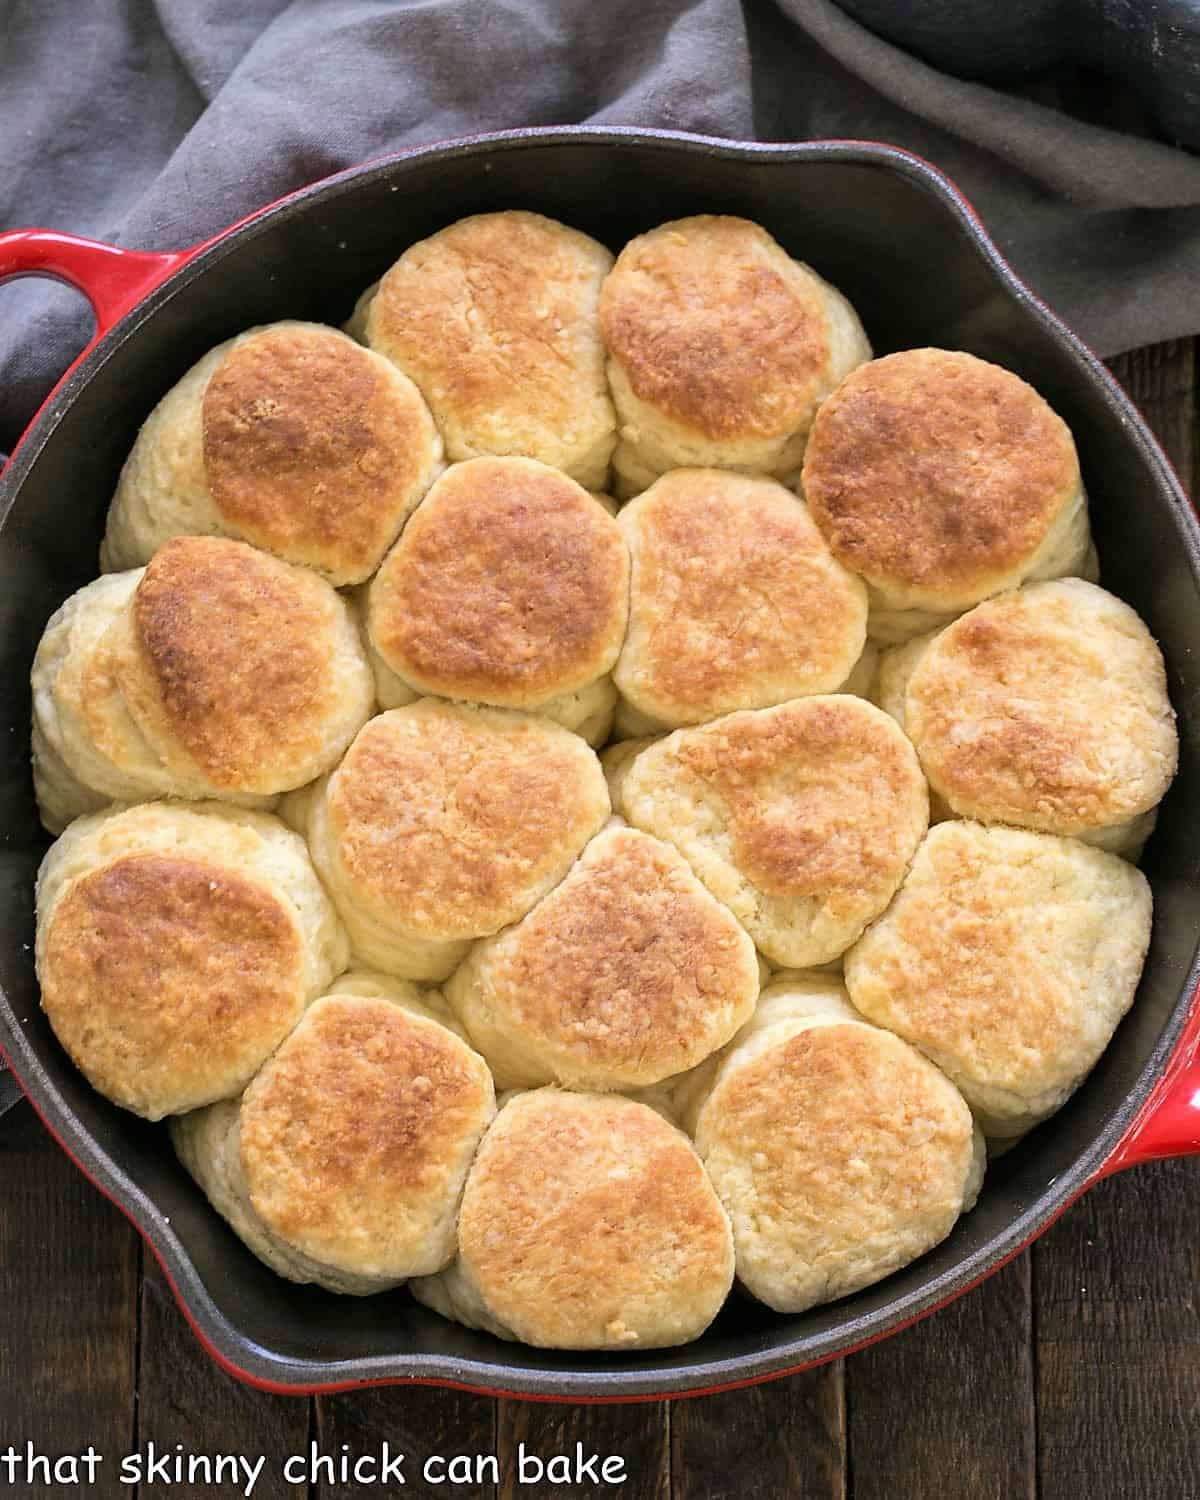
1 0 1198 460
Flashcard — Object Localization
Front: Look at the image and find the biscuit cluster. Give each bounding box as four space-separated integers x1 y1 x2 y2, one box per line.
30 211 1178 1351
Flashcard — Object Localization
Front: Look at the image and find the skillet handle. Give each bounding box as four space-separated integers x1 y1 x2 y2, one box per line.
0 229 189 339
1093 983 1200 1178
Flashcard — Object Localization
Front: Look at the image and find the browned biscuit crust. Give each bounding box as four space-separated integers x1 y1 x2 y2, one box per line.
802 349 1079 598
600 216 831 442
118 536 365 793
201 324 439 581
369 457 629 707
239 993 493 1271
41 853 305 1119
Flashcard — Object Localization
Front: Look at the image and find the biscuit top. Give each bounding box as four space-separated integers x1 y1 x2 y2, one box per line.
239 992 494 1274
365 211 614 479
905 579 1178 834
599 216 831 442
474 824 759 1085
843 821 1153 1103
615 470 867 723
802 349 1080 603
40 853 306 1119
201 324 441 584
117 536 369 794
368 457 629 708
456 1089 734 1348
325 701 610 940
696 1017 976 1260
643 696 926 901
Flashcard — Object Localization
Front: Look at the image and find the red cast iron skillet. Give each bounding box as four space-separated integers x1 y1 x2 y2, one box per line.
1 128 1199 1403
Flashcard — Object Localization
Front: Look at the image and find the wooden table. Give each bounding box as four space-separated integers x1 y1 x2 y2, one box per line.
2 341 1197 1499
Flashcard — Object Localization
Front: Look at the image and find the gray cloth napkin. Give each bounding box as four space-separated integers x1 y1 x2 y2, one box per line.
2 0 1199 1116
1 0 1199 458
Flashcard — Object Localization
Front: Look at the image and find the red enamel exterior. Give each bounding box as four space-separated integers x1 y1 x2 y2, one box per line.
2 139 1198 1401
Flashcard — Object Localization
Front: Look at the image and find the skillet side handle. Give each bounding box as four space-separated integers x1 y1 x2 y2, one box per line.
0 229 189 340
1094 983 1200 1180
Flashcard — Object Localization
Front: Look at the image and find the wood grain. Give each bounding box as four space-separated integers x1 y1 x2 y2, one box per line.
670 1365 845 1500
500 1399 669 1499
136 1259 309 1498
318 1385 496 1499
0 1107 139 1498
847 1257 1036 1500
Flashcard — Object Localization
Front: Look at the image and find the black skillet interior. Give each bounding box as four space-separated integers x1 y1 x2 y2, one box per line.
2 132 1199 1398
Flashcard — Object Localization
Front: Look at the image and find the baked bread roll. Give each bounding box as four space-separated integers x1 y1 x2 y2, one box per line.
844 821 1153 1141
365 457 628 745
31 537 374 832
801 348 1093 642
688 972 983 1313
35 801 348 1121
620 696 928 967
598 215 870 495
411 1088 734 1349
287 700 610 982
171 973 495 1294
884 579 1178 856
102 321 442 585
446 823 759 1090
350 211 615 488
613 469 867 730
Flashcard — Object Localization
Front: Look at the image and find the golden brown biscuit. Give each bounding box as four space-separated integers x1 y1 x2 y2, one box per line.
690 972 983 1312
353 211 616 488
366 457 629 742
802 348 1091 642
620 696 929 967
599 215 870 494
614 469 867 727
446 823 759 1090
35 801 348 1120
102 321 443 585
292 700 611 981
111 537 374 797
896 579 1178 855
171 976 495 1294
411 1089 734 1349
844 821 1153 1140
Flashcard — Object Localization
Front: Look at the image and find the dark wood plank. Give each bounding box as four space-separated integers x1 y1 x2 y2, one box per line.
1108 340 1197 493
318 1385 497 1499
670 1365 845 1500
0 1107 139 1498
501 1398 669 1499
135 1258 309 1499
847 1256 1036 1500
1034 1159 1200 1499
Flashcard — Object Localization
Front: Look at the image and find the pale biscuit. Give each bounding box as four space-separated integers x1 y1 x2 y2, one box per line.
689 972 983 1312
171 975 494 1294
445 823 759 1090
353 211 616 488
35 801 348 1121
614 470 867 728
844 821 1153 1140
620 697 929 967
366 457 628 743
600 736 660 816
411 1088 734 1349
894 579 1177 855
801 348 1091 642
102 321 443 586
291 700 611 981
599 215 870 494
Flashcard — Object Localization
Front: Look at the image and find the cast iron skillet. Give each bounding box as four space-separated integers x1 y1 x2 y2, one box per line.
1 128 1199 1402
